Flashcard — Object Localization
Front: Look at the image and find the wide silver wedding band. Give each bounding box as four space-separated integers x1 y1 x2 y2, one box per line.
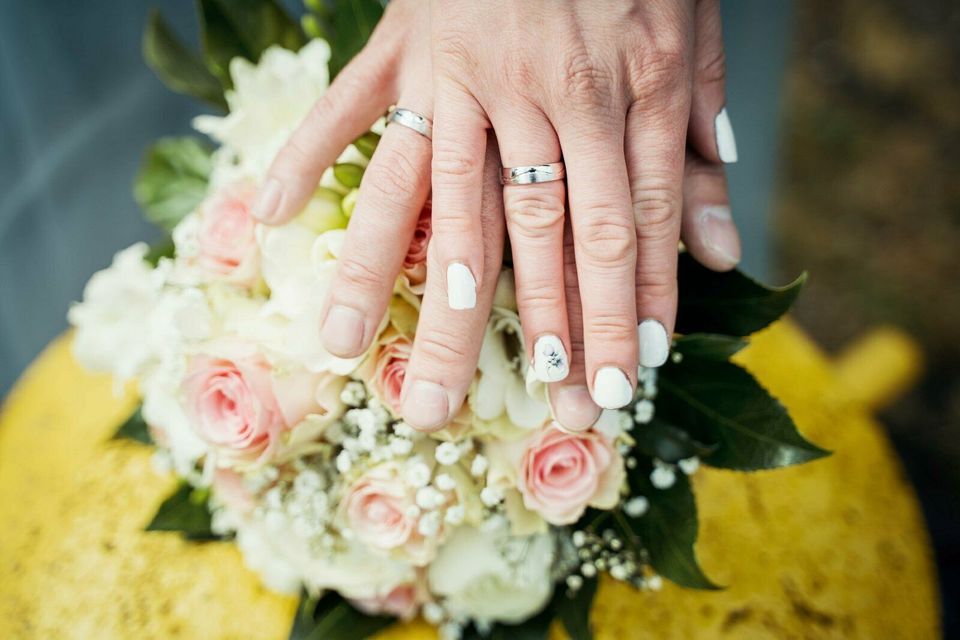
500 162 566 186
387 107 433 140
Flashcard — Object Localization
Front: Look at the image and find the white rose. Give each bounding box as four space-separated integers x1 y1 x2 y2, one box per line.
259 227 367 374
68 243 164 380
193 39 333 177
471 305 550 432
428 526 555 624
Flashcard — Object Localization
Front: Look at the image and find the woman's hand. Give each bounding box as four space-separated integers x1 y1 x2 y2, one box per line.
252 0 741 431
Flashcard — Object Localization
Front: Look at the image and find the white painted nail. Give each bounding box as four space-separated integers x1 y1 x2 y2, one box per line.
592 367 633 410
638 319 670 368
532 334 569 382
446 263 477 310
715 107 738 164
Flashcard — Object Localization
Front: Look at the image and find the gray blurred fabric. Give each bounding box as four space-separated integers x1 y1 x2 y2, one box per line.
0 0 791 396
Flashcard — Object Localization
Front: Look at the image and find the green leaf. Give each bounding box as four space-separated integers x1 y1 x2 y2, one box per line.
333 163 364 188
461 606 554 640
134 137 212 231
198 0 306 84
290 591 394 640
676 252 807 337
657 355 830 471
146 482 219 540
353 131 381 159
553 577 597 640
111 406 152 445
673 333 748 360
625 467 720 590
633 416 717 464
142 9 227 110
308 0 385 78
144 236 176 266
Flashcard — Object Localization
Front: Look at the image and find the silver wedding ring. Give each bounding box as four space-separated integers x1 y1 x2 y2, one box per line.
387 107 433 139
500 162 566 186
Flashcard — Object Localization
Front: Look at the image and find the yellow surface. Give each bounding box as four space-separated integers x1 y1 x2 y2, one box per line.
0 322 940 639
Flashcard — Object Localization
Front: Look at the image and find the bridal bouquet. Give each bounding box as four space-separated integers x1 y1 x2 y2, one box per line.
69 2 826 638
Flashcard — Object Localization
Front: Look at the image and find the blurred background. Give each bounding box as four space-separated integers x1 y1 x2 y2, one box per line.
0 0 957 635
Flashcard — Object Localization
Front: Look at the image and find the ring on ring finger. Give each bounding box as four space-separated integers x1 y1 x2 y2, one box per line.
387 107 433 139
500 161 566 186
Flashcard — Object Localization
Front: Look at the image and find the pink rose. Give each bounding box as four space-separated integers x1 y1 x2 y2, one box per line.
182 347 324 465
196 183 259 285
367 332 412 415
401 201 431 293
340 464 436 565
350 582 422 621
518 423 625 525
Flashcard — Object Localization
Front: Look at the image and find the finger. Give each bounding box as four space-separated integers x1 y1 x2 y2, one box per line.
625 88 690 369
493 103 570 383
687 0 737 164
318 96 433 357
548 219 601 431
556 112 638 410
681 149 740 271
252 45 395 225
430 79 488 312
401 138 505 431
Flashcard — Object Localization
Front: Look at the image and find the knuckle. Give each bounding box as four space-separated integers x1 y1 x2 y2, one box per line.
574 213 635 267
363 150 424 207
697 48 727 88
630 45 689 97
415 326 471 366
557 48 614 106
507 189 566 236
632 185 680 230
337 255 387 292
432 145 480 181
517 278 563 313
433 32 476 71
584 311 635 344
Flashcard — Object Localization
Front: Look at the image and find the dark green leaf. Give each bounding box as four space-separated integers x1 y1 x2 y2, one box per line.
676 252 807 337
333 163 364 188
657 355 830 470
461 605 554 640
111 406 152 444
353 131 381 159
673 333 748 360
625 467 720 590
198 0 306 84
308 0 385 78
134 137 212 231
633 416 717 463
142 9 227 110
553 577 597 640
290 591 394 640
145 236 176 266
146 482 219 540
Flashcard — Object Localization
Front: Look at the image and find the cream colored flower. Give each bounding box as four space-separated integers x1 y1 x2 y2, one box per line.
428 526 555 624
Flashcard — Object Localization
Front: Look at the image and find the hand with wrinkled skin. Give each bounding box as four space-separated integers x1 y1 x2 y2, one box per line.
252 0 740 432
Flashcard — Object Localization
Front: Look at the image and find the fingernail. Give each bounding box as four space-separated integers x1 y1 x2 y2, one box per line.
715 107 738 163
402 380 451 430
533 334 569 382
252 178 283 222
591 367 633 410
551 385 601 431
321 305 365 356
447 263 477 310
698 205 741 267
638 319 670 368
